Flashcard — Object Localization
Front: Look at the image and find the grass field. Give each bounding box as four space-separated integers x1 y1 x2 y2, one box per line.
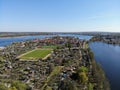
18 49 52 60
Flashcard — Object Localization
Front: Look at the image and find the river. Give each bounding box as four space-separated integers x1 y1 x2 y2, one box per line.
0 35 120 90
90 42 120 90
0 34 91 47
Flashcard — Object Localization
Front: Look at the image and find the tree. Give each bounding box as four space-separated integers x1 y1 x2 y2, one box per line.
79 72 88 83
11 81 27 90
77 66 88 73
89 51 94 60
60 80 78 90
8 87 18 90
65 43 71 50
0 84 8 90
67 43 72 50
76 66 88 83
49 63 54 74
88 83 94 90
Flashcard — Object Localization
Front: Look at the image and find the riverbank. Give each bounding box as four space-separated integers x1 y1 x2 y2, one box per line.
0 32 56 38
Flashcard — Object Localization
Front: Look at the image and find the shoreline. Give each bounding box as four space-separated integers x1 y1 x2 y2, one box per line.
0 34 56 38
0 35 26 39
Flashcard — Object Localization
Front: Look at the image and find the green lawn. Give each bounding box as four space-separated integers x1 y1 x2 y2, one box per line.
19 49 52 60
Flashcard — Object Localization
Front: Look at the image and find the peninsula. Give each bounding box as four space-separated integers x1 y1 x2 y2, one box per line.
0 36 109 90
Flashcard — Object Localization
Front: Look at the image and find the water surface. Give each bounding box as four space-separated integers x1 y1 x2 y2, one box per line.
0 34 92 46
90 42 120 90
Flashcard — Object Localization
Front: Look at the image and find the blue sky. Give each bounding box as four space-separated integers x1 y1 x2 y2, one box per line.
0 0 120 32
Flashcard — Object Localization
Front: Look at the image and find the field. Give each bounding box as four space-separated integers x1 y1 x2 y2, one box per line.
18 49 52 60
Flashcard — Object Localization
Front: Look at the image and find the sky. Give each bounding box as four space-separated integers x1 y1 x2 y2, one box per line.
0 0 120 32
